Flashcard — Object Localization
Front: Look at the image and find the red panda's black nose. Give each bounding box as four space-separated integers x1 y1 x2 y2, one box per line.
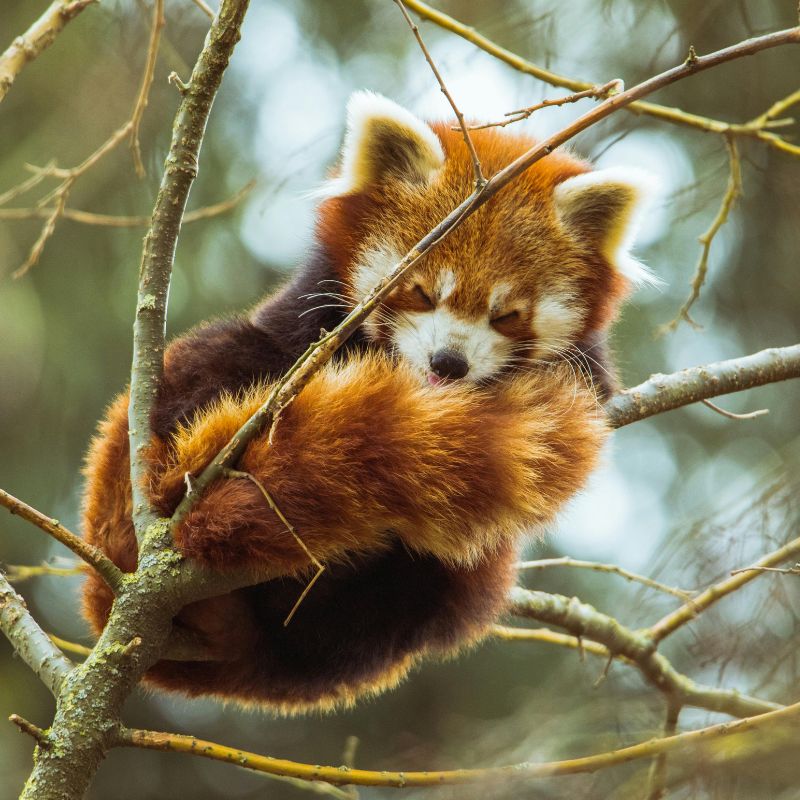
430 349 469 380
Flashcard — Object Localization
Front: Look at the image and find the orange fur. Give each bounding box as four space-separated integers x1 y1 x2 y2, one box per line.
82 357 606 711
81 97 626 713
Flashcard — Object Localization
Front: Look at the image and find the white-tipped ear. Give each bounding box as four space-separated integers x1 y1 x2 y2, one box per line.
554 167 661 287
322 91 444 197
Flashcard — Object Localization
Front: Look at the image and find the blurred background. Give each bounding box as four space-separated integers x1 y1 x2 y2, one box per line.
1 1 799 797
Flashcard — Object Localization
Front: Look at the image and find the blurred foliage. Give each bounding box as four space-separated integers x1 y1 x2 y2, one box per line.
0 1 799 798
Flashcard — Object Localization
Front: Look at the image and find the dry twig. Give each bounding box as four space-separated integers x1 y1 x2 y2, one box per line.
7 0 166 277
466 80 623 131
649 533 800 642
393 0 485 188
517 556 694 600
0 488 122 591
115 702 800 786
402 0 800 157
130 0 165 177
0 0 96 103
701 399 769 420
660 136 743 332
0 180 255 227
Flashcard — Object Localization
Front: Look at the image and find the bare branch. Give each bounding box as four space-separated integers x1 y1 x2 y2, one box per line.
0 488 122 591
172 24 800 526
508 587 778 718
130 0 165 178
605 344 800 428
0 179 255 226
492 624 625 662
0 0 96 104
646 701 681 800
116 702 800 786
402 0 800 157
649 534 800 642
129 0 251 536
47 633 92 658
9 714 50 747
394 0 486 188
660 136 743 332
9 0 170 278
517 556 694 600
0 575 74 696
701 399 769 420
190 0 215 19
467 80 623 131
5 563 85 582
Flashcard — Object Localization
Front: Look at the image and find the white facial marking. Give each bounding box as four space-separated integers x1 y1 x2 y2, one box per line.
489 282 515 314
392 308 512 383
352 245 403 336
436 269 456 302
533 293 585 357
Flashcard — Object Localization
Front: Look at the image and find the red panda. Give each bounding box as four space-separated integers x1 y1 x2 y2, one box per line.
81 92 655 714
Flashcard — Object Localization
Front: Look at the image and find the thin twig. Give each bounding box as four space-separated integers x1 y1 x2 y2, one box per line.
190 0 216 19
646 701 682 800
517 556 694 599
730 563 800 576
9 714 50 747
224 469 325 626
47 633 92 658
0 180 255 226
0 488 122 592
116 703 800 786
5 563 85 582
0 160 56 206
649 534 800 642
393 0 486 188
130 0 165 178
8 0 166 277
660 136 743 332
0 0 96 104
466 80 623 131
402 0 800 158
492 624 625 661
701 399 769 420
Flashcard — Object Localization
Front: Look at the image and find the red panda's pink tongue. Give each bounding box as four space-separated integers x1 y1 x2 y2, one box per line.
427 373 447 387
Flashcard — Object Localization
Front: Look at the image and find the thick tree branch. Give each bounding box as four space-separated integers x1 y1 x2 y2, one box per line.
0 0 95 104
605 344 800 428
0 488 122 592
116 702 800 787
129 0 249 536
0 575 74 696
508 587 779 718
15 4 252 798
172 24 800 525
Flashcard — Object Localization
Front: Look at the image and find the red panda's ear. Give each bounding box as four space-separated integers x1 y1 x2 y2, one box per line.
554 167 661 287
324 91 444 196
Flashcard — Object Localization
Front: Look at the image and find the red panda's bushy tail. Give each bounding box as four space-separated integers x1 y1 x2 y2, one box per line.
153 354 607 572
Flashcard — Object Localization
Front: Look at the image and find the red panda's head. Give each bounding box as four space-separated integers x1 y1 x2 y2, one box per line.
315 91 658 385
